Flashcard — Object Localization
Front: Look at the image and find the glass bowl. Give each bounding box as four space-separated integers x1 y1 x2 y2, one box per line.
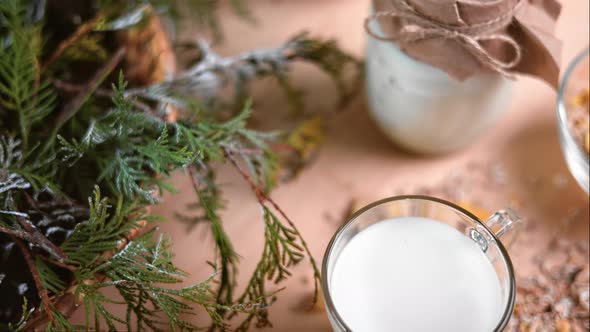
556 47 589 194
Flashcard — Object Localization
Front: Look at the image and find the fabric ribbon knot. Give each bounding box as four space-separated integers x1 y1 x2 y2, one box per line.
365 0 524 77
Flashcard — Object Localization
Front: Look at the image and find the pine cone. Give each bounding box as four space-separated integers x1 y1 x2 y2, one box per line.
0 196 89 325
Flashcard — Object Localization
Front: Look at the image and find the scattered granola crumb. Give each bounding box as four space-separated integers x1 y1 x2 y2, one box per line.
552 174 569 189
507 239 589 332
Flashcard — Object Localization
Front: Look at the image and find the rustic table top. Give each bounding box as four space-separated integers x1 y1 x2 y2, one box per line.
71 0 590 330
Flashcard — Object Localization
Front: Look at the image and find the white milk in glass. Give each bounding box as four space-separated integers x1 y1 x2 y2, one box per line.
330 217 503 332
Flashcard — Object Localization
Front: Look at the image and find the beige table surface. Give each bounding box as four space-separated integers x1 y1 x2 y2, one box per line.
71 0 590 330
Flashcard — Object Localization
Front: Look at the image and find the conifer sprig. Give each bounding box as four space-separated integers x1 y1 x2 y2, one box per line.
224 150 321 330
0 0 361 330
125 32 362 115
0 0 56 149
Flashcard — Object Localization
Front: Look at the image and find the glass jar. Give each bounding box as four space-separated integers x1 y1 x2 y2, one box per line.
556 47 589 194
366 30 513 154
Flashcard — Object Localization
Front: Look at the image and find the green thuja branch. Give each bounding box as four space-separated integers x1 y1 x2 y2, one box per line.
0 0 56 150
187 166 239 309
6 299 34 332
53 187 257 331
60 187 139 265
57 76 314 329
124 32 362 115
1 0 360 330
224 150 320 330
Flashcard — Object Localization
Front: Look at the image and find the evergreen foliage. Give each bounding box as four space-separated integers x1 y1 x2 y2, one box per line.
0 0 361 330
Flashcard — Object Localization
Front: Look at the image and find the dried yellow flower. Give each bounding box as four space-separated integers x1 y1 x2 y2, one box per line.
555 319 571 332
458 201 492 220
572 87 590 108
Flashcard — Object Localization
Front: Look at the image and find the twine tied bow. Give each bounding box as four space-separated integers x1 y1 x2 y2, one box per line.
365 0 524 77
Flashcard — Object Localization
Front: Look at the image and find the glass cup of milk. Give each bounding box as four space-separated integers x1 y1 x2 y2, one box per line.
321 195 521 332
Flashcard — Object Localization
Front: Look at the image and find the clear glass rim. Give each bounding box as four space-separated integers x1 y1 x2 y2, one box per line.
321 195 516 332
556 47 590 165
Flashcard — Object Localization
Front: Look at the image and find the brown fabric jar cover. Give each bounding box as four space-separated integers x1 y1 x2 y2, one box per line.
367 0 562 88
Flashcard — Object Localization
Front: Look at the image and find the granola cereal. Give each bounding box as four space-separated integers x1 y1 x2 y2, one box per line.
569 87 590 155
506 240 590 332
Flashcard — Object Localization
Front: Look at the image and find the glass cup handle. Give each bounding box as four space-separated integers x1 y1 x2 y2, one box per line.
484 209 522 249
470 209 522 252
